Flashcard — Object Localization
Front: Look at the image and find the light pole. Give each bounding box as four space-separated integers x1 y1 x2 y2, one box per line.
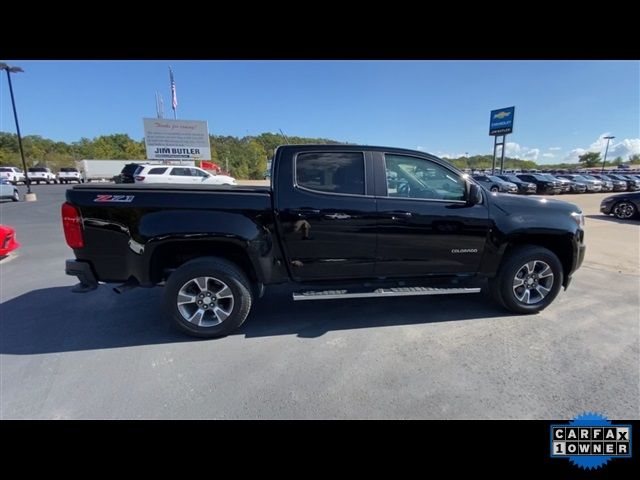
0 62 33 196
601 135 615 173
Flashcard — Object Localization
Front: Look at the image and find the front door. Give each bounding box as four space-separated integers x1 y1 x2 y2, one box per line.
374 152 490 277
277 151 377 281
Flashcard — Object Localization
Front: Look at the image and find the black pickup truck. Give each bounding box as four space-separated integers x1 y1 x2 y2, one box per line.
63 145 586 337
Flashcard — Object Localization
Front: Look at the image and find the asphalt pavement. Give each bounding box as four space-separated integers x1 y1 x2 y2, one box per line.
1 185 638 419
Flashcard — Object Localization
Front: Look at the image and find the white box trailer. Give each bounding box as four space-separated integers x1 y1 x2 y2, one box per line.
76 159 195 182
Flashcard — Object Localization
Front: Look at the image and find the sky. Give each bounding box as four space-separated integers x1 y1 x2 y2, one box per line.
0 60 638 164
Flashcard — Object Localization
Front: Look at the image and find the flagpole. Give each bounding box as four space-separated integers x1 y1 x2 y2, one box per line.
169 66 177 119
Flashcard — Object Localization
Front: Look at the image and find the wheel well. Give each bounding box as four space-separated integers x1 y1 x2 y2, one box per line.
149 240 257 284
505 236 573 277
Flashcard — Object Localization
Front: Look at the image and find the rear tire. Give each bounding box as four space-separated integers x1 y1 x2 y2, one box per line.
164 257 253 338
12 190 19 202
489 245 563 314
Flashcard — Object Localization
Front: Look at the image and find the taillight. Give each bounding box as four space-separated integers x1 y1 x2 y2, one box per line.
61 202 84 248
135 176 145 182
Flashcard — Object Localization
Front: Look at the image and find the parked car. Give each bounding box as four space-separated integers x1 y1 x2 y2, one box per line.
616 174 640 191
0 224 20 256
548 176 572 194
0 179 20 202
63 144 586 338
606 174 640 191
57 167 83 184
0 166 26 185
555 174 602 193
471 174 518 193
496 175 537 194
580 174 612 192
589 174 627 191
550 175 587 193
600 192 640 220
516 174 562 195
27 167 57 184
114 163 142 184
133 165 237 185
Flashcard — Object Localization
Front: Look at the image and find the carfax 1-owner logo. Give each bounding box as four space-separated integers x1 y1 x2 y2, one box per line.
550 412 632 469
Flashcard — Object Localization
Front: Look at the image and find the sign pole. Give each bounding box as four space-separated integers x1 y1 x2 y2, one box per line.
499 134 507 174
491 135 498 175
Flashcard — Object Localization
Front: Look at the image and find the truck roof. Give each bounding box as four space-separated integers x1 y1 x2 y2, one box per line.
276 144 439 156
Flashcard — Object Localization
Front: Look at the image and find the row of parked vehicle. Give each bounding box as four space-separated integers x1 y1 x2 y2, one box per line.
471 172 640 195
0 166 83 185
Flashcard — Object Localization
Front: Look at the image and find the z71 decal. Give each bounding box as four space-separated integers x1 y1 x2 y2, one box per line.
94 194 135 203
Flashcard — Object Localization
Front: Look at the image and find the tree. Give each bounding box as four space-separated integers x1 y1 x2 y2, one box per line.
578 152 601 168
629 154 640 165
613 156 623 167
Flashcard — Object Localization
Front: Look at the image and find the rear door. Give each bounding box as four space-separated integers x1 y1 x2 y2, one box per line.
373 152 490 276
276 150 377 281
168 167 194 184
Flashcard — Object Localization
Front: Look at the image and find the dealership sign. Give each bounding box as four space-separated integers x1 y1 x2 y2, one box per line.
489 106 515 136
143 118 211 160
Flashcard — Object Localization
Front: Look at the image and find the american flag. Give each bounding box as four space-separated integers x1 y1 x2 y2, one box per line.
169 66 177 110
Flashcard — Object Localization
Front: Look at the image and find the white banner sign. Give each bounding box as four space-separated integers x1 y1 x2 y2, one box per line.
143 118 211 160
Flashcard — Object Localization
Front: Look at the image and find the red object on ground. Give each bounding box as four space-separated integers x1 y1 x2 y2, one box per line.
0 225 20 256
201 161 220 172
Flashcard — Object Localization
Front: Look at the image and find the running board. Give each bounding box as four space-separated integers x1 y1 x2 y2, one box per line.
292 286 481 301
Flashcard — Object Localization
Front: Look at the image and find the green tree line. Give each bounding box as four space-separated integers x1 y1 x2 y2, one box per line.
0 131 342 179
1 131 638 178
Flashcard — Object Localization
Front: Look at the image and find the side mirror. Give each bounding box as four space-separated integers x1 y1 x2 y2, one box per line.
466 182 482 206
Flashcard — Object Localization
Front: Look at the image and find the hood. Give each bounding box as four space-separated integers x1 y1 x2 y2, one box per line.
215 175 236 183
487 192 581 215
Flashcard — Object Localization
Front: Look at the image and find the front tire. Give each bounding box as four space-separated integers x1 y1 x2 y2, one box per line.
612 201 637 220
490 186 499 192
12 190 19 202
489 245 563 314
164 257 253 338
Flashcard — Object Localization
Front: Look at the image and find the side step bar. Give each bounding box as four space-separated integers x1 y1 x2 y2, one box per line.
292 286 481 301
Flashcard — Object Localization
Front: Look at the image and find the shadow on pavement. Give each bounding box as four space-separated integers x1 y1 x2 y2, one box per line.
585 214 640 225
1 284 508 355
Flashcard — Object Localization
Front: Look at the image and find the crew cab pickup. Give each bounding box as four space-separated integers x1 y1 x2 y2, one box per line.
63 145 586 337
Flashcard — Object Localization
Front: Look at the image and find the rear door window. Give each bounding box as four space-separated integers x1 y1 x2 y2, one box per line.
295 152 365 195
148 167 168 175
170 167 191 176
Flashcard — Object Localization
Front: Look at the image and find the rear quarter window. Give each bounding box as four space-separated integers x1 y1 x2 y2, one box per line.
148 167 168 175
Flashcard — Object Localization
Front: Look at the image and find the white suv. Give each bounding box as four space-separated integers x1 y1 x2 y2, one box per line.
0 166 26 185
27 167 57 184
58 167 83 184
134 165 236 185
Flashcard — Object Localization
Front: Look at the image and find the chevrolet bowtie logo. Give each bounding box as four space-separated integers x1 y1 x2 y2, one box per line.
494 111 512 119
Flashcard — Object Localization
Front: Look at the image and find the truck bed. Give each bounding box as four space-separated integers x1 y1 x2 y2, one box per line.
71 183 271 194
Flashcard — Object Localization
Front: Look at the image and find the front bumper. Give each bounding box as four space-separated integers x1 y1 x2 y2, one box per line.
600 202 613 214
65 259 98 292
565 230 586 289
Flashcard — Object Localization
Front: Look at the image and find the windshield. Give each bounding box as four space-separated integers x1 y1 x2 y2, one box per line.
0 167 13 172
535 174 556 181
29 168 47 172
60 168 78 172
489 175 506 183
